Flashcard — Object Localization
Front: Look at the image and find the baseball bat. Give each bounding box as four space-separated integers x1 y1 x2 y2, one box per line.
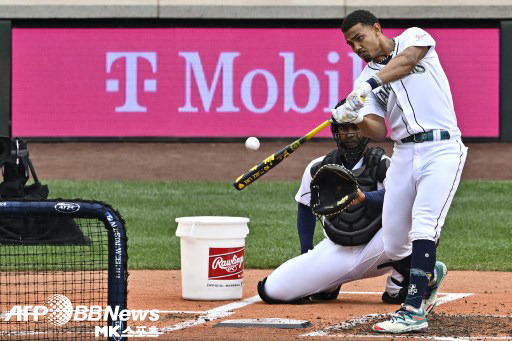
233 119 331 191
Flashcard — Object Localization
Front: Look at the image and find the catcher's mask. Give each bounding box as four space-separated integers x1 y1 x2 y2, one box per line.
331 122 369 167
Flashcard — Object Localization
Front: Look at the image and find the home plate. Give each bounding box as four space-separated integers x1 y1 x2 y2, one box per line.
214 318 312 329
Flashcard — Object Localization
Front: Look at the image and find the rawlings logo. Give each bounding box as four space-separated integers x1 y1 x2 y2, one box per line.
211 255 244 273
208 247 245 280
55 202 80 213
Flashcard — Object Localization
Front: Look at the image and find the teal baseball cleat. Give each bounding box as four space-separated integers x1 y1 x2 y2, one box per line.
372 304 428 333
424 261 448 314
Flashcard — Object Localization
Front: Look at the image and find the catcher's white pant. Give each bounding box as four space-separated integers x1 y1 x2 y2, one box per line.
264 229 400 302
382 139 468 260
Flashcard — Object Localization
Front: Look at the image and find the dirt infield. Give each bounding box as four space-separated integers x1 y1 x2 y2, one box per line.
25 141 512 340
128 269 512 340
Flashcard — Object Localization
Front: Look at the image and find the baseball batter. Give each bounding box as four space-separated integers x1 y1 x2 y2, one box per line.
257 120 408 305
332 10 468 333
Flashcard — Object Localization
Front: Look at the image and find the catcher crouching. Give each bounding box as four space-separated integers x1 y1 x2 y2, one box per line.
257 105 412 305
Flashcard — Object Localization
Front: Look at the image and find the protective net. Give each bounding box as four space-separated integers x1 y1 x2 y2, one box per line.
0 201 127 341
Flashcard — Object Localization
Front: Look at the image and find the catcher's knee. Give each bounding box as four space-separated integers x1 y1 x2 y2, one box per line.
257 277 304 304
257 277 282 304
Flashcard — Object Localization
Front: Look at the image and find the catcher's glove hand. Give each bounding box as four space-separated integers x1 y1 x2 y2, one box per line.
310 164 359 216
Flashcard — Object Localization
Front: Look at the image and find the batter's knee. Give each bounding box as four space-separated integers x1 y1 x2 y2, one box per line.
382 227 411 261
409 231 437 243
384 240 411 261
411 217 440 242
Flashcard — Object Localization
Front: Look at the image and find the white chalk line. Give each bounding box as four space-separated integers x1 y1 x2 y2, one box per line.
156 310 207 314
302 292 475 337
436 293 473 305
158 295 262 333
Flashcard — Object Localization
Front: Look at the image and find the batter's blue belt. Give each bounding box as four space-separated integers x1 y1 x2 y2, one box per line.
400 130 451 144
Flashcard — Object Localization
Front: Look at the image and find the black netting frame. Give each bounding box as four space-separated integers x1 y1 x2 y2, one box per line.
0 200 128 341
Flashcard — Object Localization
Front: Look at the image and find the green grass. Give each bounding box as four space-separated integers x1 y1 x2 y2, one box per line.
42 180 512 271
437 181 512 271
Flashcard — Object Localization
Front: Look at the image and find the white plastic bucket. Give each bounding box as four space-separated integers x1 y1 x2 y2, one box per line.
175 216 250 300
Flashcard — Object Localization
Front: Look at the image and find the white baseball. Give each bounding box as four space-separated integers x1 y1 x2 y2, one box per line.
245 137 260 151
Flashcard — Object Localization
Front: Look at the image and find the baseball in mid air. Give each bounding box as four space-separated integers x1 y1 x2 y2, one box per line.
245 137 260 151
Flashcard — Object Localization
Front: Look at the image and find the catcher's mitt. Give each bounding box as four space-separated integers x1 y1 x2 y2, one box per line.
310 164 359 216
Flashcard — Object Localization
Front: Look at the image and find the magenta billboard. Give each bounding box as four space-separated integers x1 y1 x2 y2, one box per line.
12 27 498 138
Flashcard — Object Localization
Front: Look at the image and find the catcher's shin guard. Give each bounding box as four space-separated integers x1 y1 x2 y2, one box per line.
381 287 407 305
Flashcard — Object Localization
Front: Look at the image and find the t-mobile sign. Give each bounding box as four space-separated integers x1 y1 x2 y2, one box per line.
12 27 499 138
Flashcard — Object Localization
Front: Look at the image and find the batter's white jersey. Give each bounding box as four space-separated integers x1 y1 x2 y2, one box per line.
353 27 469 260
357 27 461 141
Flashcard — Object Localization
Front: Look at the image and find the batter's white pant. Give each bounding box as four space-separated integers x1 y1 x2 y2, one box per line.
264 229 401 302
382 139 468 260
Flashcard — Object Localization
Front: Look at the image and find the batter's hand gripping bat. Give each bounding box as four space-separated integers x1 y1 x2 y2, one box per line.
233 119 331 191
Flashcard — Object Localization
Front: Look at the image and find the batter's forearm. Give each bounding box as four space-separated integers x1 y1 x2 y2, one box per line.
358 114 387 141
374 46 429 85
376 54 417 84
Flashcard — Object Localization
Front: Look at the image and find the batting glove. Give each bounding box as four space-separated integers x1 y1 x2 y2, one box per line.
346 82 372 111
331 106 363 124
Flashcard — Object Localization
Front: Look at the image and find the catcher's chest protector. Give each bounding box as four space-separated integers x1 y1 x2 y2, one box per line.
323 147 386 246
